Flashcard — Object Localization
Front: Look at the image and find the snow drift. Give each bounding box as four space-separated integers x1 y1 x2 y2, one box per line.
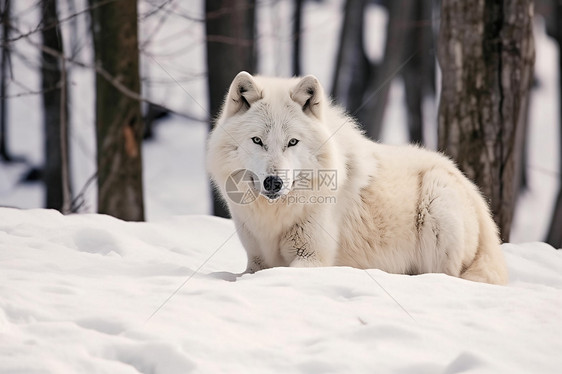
1 208 561 373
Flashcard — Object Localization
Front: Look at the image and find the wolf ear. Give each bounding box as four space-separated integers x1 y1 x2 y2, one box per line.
224 71 262 118
290 75 324 120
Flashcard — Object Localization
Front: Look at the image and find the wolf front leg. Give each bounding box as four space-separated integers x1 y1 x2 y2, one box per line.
280 215 338 268
235 220 268 273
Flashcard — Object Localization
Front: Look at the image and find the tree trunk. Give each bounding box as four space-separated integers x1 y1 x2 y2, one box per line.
205 0 256 218
90 0 144 221
547 192 562 248
438 0 535 242
331 0 370 115
402 0 434 145
0 0 11 162
292 0 304 76
41 0 71 212
546 0 562 249
360 0 415 140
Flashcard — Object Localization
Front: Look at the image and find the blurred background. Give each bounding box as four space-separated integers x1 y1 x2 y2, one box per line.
0 0 559 245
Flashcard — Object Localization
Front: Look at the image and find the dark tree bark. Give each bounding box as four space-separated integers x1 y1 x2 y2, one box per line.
292 0 304 76
546 0 562 249
332 0 434 142
548 193 562 248
361 0 415 140
438 0 535 242
205 0 256 218
0 0 11 161
90 0 144 221
143 103 169 140
402 0 434 145
41 0 71 212
331 0 370 114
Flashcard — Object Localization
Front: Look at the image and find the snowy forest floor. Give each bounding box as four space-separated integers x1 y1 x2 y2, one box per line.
1 208 562 373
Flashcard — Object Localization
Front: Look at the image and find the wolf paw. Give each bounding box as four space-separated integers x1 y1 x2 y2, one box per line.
246 256 267 273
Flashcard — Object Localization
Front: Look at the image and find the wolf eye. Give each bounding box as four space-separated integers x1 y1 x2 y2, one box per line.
252 136 263 146
288 138 299 147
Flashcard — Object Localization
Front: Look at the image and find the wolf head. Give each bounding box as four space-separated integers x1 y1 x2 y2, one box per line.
207 72 341 207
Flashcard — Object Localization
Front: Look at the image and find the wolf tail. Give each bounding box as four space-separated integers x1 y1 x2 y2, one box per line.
460 189 509 285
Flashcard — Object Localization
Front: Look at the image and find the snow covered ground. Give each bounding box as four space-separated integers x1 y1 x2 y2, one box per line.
1 208 562 373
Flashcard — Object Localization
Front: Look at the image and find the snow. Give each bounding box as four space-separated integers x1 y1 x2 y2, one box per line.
1 207 562 373
143 117 210 219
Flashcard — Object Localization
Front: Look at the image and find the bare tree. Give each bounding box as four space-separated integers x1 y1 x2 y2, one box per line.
402 0 434 145
549 194 562 248
361 0 414 140
331 0 370 115
292 0 304 76
0 0 11 161
331 0 419 141
546 0 562 248
90 0 144 221
205 0 257 218
41 0 71 212
438 0 535 242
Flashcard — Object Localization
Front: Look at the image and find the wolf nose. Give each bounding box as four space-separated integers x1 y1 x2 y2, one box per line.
263 176 283 193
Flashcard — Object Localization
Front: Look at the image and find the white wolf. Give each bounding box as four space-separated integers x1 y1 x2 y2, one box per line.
207 72 508 285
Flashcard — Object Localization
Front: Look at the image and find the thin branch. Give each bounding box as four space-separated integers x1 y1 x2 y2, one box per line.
205 35 254 47
6 0 118 44
70 171 97 213
0 81 61 99
143 4 204 23
139 0 176 21
16 24 205 122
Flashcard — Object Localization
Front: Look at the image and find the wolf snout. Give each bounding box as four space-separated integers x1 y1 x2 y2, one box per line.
263 175 283 194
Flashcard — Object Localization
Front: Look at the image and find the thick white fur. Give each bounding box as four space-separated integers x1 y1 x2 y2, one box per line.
207 72 509 285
